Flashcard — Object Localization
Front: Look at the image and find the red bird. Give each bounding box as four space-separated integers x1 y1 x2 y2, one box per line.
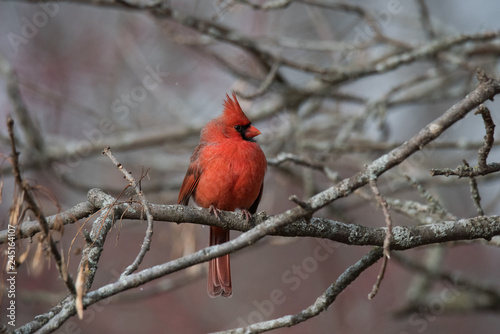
178 93 267 297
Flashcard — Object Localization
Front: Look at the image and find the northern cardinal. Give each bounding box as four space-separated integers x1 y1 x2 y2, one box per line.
178 93 267 297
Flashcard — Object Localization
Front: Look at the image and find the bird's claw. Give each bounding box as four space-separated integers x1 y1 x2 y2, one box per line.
209 205 223 219
241 210 253 224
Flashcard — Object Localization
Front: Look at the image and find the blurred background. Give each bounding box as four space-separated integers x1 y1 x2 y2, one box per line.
1 0 500 333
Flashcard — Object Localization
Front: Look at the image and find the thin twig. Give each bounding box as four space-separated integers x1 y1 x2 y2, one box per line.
416 0 436 40
463 160 484 216
102 147 155 277
235 0 293 10
368 255 388 300
237 60 281 99
0 54 45 154
430 163 500 178
7 116 76 295
268 152 325 170
368 179 393 299
268 152 338 181
369 179 393 258
405 175 452 219
392 252 500 315
474 104 496 169
431 103 499 178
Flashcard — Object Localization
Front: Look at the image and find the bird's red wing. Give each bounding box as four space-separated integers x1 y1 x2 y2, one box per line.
177 146 202 205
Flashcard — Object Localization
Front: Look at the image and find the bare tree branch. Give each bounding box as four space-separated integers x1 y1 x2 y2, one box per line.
367 179 393 299
7 117 76 295
5 188 500 250
475 104 496 169
393 252 500 315
0 201 96 243
464 159 485 216
213 248 384 334
102 147 154 277
431 103 500 178
0 54 45 155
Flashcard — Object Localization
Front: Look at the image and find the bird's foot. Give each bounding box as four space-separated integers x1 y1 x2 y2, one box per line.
209 205 223 219
241 209 253 223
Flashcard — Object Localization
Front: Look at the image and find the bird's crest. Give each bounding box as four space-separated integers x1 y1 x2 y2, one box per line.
222 93 251 126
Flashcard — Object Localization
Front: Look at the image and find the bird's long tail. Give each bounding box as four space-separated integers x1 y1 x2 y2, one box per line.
208 226 232 298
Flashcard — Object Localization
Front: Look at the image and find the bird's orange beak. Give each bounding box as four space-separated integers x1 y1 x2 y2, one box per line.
245 125 261 139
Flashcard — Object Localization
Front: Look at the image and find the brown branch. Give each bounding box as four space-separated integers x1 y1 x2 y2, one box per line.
431 103 499 178
430 163 500 178
464 160 485 216
7 117 76 295
368 255 388 301
475 104 496 169
367 179 393 299
369 179 393 257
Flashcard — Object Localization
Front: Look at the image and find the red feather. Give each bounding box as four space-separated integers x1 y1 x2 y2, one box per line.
178 93 267 297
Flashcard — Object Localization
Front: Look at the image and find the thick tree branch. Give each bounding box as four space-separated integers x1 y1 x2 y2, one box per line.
0 201 96 243
6 188 500 250
5 189 500 254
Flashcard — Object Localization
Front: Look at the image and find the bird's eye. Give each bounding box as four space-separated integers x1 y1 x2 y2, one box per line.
234 125 243 132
